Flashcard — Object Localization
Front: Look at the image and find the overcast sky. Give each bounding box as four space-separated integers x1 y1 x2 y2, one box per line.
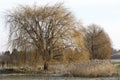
0 0 120 52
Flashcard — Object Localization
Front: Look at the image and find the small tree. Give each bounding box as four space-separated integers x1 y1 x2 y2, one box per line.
84 24 112 59
5 3 75 70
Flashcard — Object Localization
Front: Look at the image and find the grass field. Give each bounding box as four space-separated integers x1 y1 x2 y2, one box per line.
111 59 120 76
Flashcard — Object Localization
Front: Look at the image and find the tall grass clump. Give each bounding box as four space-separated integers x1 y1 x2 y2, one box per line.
67 60 116 77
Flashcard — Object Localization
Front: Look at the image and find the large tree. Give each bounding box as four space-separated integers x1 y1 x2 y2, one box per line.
5 3 75 70
84 24 112 59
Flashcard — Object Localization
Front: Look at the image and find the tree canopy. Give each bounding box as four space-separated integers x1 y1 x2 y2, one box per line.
5 3 79 70
84 24 112 59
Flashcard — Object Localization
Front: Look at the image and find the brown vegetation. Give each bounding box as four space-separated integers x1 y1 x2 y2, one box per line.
5 3 77 70
67 60 116 77
84 24 112 59
0 3 113 76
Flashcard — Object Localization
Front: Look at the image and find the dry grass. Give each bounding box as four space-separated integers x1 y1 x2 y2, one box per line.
67 60 116 77
43 60 116 77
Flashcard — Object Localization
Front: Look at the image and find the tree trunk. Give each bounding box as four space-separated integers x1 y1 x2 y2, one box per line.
43 61 48 71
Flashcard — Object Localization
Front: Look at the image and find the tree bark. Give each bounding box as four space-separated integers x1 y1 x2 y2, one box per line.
43 61 48 71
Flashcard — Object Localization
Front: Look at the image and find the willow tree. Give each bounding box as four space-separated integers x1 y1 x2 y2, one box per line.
84 24 112 59
6 3 75 70
66 26 90 63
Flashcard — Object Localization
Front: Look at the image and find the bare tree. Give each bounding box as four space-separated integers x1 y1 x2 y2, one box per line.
84 24 112 59
5 3 75 70
69 26 90 62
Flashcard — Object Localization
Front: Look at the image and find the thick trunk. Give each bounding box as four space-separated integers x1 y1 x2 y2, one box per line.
43 49 51 71
43 61 48 71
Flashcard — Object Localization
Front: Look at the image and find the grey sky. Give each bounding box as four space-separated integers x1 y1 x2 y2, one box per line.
0 0 120 52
